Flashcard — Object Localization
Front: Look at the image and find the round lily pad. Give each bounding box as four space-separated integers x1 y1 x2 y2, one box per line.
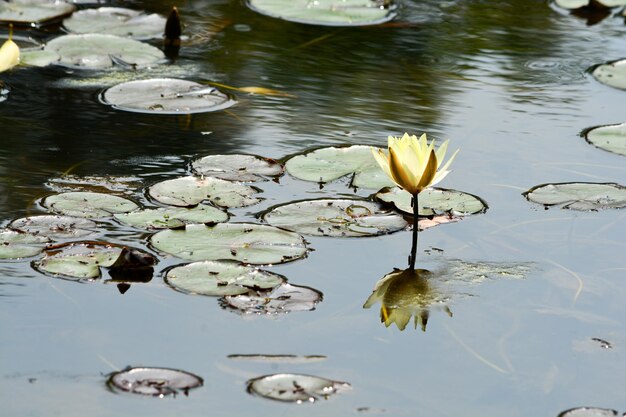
43 34 164 70
41 191 139 218
591 58 626 91
222 283 323 315
0 0 75 26
108 367 203 397
375 187 488 216
523 182 626 210
554 0 590 8
114 205 228 229
246 0 396 27
246 373 350 403
19 48 60 67
63 7 166 40
150 223 307 264
191 154 283 182
165 260 285 296
45 175 141 194
557 407 618 417
285 145 394 189
555 0 626 7
9 215 97 239
100 79 236 114
148 176 260 208
0 229 49 260
262 198 407 237
584 122 626 157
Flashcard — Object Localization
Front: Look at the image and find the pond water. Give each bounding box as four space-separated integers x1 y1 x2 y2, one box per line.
2 0 626 416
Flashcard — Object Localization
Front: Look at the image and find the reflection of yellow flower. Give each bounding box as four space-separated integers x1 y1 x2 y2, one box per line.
371 133 458 195
0 28 20 73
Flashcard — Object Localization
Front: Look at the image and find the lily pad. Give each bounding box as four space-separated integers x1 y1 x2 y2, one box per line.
148 176 261 208
63 7 166 40
41 191 139 218
246 373 350 403
523 182 626 210
222 283 323 315
114 205 228 229
262 198 407 237
0 0 75 26
150 223 307 264
285 145 395 190
557 408 618 417
584 122 626 157
9 215 97 239
246 0 396 27
0 229 49 259
165 260 285 296
107 367 203 397
43 34 164 70
555 0 626 8
45 175 141 194
591 59 626 91
191 154 283 182
100 79 236 115
19 48 60 67
375 187 488 216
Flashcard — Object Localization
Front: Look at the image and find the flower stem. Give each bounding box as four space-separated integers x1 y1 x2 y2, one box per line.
409 192 419 270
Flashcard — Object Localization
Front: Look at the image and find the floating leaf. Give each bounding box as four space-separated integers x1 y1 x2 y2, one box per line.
523 182 626 210
0 229 49 259
557 407 618 417
63 7 166 40
246 373 350 403
43 34 164 70
150 223 307 264
222 283 323 315
584 122 626 157
165 260 285 296
41 191 139 218
45 175 141 194
9 215 97 239
591 59 626 91
555 0 626 8
107 367 203 397
100 79 235 115
375 187 488 216
114 205 228 229
148 176 260 208
191 154 283 182
0 0 75 26
285 145 395 189
19 48 59 67
246 0 396 27
262 198 407 237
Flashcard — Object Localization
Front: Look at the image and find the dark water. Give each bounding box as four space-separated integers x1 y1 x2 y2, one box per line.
2 1 626 416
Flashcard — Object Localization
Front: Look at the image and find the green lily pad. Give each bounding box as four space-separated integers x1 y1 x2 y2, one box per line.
584 122 626 157
108 367 203 397
556 0 626 7
246 373 350 403
222 283 323 315
165 260 285 296
0 229 49 260
558 407 618 417
246 0 396 26
100 79 235 115
148 176 261 208
591 59 626 91
523 182 626 210
19 48 60 67
114 205 228 229
191 154 284 182
45 175 141 194
41 191 140 218
0 0 75 26
9 215 97 239
262 198 407 237
63 7 166 40
150 223 307 264
285 145 394 189
375 187 488 216
43 33 165 70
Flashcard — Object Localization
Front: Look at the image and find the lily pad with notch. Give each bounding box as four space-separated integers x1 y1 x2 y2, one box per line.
261 198 407 237
9 215 97 239
100 79 236 114
0 229 49 260
41 191 139 218
557 407 618 417
0 0 75 27
150 223 307 264
107 366 203 397
114 205 228 229
191 154 283 182
583 122 626 157
523 182 626 210
246 373 350 403
591 58 626 91
63 7 166 40
221 283 323 315
375 187 488 217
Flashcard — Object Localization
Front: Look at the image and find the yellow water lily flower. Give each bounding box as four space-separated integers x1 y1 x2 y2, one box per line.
0 29 20 73
371 133 459 195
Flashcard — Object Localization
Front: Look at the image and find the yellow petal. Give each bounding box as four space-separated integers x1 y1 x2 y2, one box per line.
389 146 418 194
371 147 393 180
435 139 450 168
415 149 438 192
0 39 20 73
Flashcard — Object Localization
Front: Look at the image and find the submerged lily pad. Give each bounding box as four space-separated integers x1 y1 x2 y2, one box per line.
222 283 323 315
523 182 626 210
246 373 350 403
9 215 96 239
285 145 394 189
246 0 396 26
0 0 75 26
114 205 228 229
165 260 285 296
262 198 407 237
41 191 139 218
45 175 141 194
0 229 49 259
108 367 203 397
584 122 626 157
150 223 307 264
148 176 260 208
591 59 626 91
63 7 166 40
100 79 235 115
557 407 618 417
43 34 164 70
376 187 488 216
555 0 626 8
191 154 283 182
